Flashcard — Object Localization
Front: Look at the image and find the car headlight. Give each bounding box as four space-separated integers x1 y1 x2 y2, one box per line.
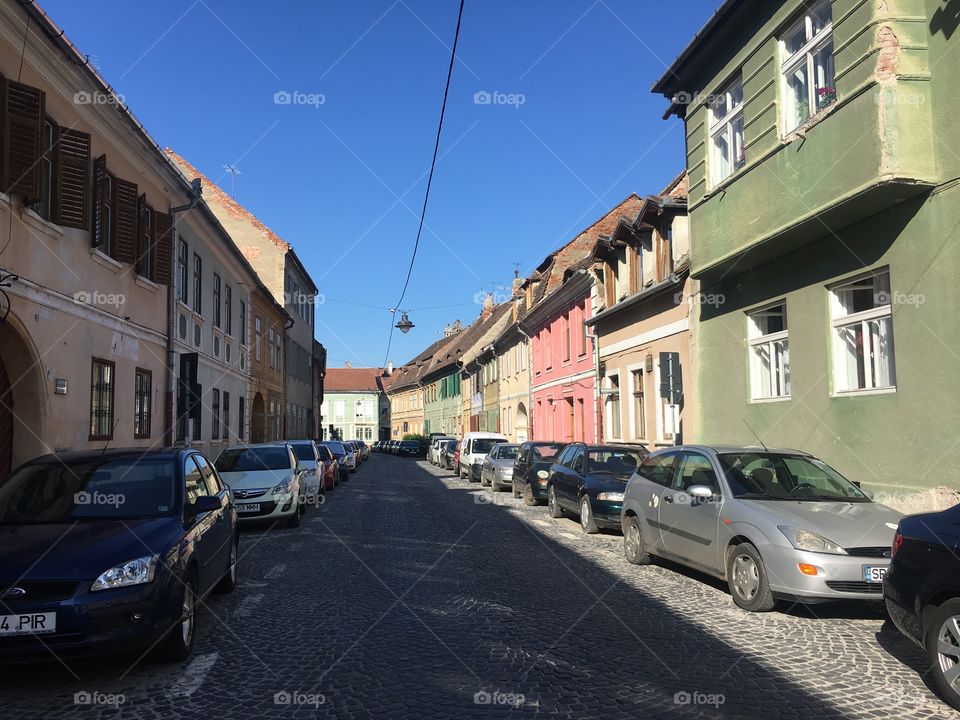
272 480 293 495
778 526 847 555
91 555 158 592
597 492 624 502
536 470 550 479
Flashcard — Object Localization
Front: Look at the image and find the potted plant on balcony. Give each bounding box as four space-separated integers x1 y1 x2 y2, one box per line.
817 86 837 110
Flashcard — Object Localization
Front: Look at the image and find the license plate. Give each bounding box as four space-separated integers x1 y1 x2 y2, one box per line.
0 612 56 636
863 565 887 583
236 503 261 513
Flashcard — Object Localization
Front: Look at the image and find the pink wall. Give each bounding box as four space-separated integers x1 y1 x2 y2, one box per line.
530 292 597 443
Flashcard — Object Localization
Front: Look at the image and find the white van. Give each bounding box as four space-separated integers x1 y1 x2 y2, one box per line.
458 432 508 482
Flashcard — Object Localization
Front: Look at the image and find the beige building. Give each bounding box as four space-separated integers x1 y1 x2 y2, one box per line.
249 286 288 443
586 173 693 450
493 292 531 443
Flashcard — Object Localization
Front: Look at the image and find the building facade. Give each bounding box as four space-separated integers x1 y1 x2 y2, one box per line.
321 367 386 441
248 286 288 443
493 296 531 443
653 0 957 499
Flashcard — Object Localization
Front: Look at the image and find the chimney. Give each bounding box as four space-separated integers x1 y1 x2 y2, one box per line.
453 319 462 333
385 361 394 375
512 268 523 297
444 323 453 338
482 292 494 318
344 361 352 368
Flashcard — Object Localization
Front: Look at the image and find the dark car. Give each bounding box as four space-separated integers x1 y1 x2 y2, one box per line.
318 441 350 484
439 439 458 470
547 443 647 534
0 448 238 665
512 442 566 505
884 505 960 710
390 441 401 455
399 440 426 458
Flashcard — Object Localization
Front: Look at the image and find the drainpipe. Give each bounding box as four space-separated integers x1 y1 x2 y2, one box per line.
517 326 533 441
166 179 202 447
586 328 602 444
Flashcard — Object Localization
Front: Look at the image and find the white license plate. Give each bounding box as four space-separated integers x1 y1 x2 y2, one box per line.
236 503 261 513
863 565 887 583
0 612 56 636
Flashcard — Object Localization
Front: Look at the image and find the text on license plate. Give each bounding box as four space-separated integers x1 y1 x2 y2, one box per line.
863 565 887 583
236 503 261 513
0 612 56 636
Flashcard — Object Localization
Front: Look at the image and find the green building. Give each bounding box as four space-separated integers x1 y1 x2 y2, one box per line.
423 371 462 437
653 0 959 503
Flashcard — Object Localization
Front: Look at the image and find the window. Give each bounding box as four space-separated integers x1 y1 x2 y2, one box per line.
225 286 232 336
212 389 220 440
748 303 790 399
780 0 835 134
134 368 152 438
580 304 588 356
631 369 646 439
638 452 679 487
605 262 617 307
192 254 202 315
223 391 230 440
606 373 622 439
238 396 245 440
37 118 56 220
94 165 113 255
544 327 552 369
563 315 571 362
675 453 719 494
240 301 247 345
137 199 153 279
213 274 221 328
709 77 745 186
177 239 188 304
656 227 673 282
267 329 274 368
89 358 115 440
630 247 644 293
830 270 896 393
255 317 263 362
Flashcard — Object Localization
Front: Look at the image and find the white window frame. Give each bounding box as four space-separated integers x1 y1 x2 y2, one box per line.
747 302 791 401
653 364 677 444
779 0 835 135
604 370 623 441
626 363 647 441
709 76 745 187
829 270 896 395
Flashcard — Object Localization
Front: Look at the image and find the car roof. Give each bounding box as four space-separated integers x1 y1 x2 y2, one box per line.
25 447 183 465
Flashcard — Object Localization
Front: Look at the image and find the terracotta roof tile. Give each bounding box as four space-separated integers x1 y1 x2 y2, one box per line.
324 367 386 392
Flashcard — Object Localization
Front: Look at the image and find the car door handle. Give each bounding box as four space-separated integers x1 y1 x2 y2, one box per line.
663 494 674 503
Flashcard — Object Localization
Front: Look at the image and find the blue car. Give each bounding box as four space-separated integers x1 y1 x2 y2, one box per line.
0 448 238 664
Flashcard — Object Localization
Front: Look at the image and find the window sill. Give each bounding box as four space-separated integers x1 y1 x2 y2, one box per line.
135 276 159 293
832 386 896 399
89 247 122 273
22 208 64 241
749 395 791 404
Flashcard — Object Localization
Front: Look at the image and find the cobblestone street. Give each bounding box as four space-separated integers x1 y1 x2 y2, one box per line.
0 455 951 719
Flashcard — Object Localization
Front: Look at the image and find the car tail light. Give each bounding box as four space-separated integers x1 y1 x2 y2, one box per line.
891 528 904 558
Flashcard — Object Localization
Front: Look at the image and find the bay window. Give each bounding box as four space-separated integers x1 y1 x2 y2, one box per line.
780 0 835 134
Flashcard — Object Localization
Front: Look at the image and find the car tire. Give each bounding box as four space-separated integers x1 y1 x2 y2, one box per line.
157 574 197 662
926 598 960 711
547 485 563 518
216 538 239 594
580 495 599 534
726 543 776 612
481 472 490 487
286 502 302 529
523 485 539 507
623 515 651 565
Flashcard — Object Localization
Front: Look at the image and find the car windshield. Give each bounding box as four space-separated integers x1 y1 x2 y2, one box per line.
0 457 177 524
531 444 563 460
291 444 316 461
215 447 291 472
717 452 869 502
401 441 418 448
315 446 332 461
495 445 519 460
472 439 502 454
586 449 644 477
444 440 457 450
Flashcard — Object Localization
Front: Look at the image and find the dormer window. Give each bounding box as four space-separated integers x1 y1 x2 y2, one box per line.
780 0 835 134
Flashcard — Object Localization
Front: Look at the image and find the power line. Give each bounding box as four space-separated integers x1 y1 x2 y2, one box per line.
382 0 465 367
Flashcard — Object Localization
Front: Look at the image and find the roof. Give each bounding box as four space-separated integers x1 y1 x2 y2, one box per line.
422 303 512 379
383 334 458 392
324 367 387 393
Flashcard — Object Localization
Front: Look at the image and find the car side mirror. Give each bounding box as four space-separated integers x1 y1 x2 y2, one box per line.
687 485 714 499
186 494 222 522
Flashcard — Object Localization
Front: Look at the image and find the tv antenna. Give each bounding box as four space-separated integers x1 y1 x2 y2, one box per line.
222 164 242 198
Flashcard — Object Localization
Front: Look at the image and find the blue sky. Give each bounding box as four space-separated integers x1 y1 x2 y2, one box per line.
43 0 719 368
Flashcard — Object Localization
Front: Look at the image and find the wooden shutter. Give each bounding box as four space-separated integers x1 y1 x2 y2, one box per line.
111 178 138 264
154 210 173 285
3 81 44 199
135 193 147 274
54 129 91 229
92 154 107 247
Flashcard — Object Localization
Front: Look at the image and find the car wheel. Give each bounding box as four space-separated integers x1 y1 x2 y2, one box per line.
523 485 539 507
726 543 775 612
215 538 239 593
926 599 960 711
157 574 197 662
286 501 302 529
547 485 563 518
481 472 490 487
580 495 599 534
623 515 651 565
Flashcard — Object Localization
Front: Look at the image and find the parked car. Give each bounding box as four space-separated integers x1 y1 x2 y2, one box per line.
0 448 237 663
885 505 960 710
547 444 646 533
481 443 520 491
285 440 323 507
622 445 903 611
355 441 370 460
439 439 458 470
318 441 351 484
390 440 401 455
343 441 361 465
314 443 339 490
399 440 427 458
214 444 306 527
458 432 508 481
429 437 454 465
512 442 566 505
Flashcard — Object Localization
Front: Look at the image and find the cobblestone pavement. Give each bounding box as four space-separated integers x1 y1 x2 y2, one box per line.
0 455 953 719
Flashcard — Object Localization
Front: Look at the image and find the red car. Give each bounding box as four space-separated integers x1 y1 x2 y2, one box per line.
316 444 339 490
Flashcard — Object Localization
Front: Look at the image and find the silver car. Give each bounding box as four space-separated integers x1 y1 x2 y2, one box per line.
480 443 520 491
621 445 903 612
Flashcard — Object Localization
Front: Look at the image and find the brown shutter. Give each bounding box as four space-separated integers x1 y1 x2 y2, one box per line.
135 193 147 274
53 129 91 229
154 210 172 285
3 81 44 199
92 154 107 247
112 178 138 264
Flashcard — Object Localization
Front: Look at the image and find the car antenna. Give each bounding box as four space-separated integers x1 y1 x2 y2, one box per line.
742 419 769 452
101 418 121 455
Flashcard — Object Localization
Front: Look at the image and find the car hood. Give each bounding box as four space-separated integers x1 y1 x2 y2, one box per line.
219 469 292 490
588 474 630 493
489 459 514 470
0 518 182 582
739 499 902 547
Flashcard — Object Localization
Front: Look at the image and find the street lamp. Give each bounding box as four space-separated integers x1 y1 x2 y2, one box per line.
395 311 415 334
